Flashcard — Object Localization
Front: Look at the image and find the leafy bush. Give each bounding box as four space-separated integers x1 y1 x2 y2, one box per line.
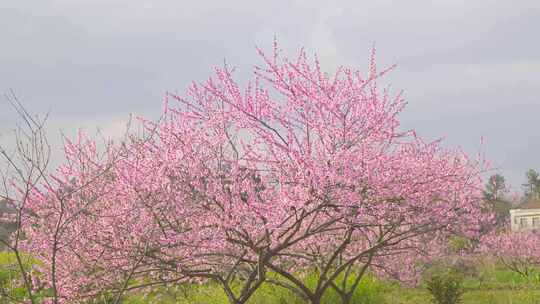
426 270 465 304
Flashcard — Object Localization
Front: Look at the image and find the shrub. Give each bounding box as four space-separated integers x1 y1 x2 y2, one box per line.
426 269 465 304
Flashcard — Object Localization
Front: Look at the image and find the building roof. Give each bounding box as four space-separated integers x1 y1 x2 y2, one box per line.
518 198 540 209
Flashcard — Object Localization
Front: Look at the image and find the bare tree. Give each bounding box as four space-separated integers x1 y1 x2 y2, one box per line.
0 90 159 303
0 90 52 303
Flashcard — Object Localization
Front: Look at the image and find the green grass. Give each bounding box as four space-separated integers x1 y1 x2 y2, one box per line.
122 277 540 304
1 254 539 304
121 261 540 304
0 251 43 303
124 273 385 304
382 287 540 304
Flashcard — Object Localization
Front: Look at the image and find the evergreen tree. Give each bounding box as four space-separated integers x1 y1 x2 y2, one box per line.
484 174 510 227
522 169 540 200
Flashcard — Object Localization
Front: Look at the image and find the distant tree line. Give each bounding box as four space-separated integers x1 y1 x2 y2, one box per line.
483 169 540 227
0 199 16 250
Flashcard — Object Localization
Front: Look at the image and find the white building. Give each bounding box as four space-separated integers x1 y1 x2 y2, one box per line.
509 199 540 231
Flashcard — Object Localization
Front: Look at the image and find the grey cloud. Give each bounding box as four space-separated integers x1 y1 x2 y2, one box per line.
0 0 539 189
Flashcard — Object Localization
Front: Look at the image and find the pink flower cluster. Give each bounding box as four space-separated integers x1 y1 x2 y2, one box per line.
481 231 540 277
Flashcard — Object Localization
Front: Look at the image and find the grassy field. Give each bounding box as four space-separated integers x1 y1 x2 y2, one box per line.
2 251 540 304
124 279 540 304
123 263 540 304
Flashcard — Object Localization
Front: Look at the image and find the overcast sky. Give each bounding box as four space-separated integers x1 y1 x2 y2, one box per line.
0 0 539 191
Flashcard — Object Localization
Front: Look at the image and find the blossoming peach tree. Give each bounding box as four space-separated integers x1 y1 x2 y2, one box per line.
8 42 491 304
481 231 540 281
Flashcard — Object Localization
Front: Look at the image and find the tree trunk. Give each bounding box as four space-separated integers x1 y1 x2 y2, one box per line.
340 293 353 304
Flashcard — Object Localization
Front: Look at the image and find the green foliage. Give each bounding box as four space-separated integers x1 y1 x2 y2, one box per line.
383 287 540 304
465 258 540 290
483 174 511 226
300 271 384 304
0 199 17 251
123 272 385 304
484 174 507 201
120 268 540 304
523 169 540 200
86 293 119 304
115 263 540 303
448 236 472 254
3 256 540 304
0 251 38 303
425 269 465 304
